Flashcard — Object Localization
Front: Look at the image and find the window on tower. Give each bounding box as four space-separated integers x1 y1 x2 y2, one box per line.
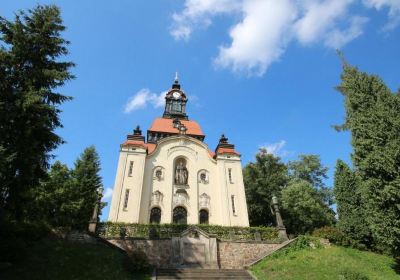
172 101 181 112
123 189 130 209
128 161 133 176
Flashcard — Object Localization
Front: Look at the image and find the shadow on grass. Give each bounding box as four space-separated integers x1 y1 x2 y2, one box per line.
391 258 400 274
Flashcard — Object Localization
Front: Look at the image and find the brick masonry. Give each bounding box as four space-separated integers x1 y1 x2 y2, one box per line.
107 239 281 269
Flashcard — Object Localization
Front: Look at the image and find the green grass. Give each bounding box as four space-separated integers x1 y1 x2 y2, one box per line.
0 238 151 280
250 245 400 280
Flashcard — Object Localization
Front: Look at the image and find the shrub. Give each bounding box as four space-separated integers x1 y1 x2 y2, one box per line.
313 226 346 244
97 222 279 241
124 249 150 272
312 226 366 250
270 235 322 259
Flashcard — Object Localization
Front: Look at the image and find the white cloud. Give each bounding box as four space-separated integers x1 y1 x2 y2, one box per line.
363 0 400 30
260 140 289 157
294 0 352 45
214 0 297 76
171 0 399 76
102 187 113 201
170 0 241 40
124 88 165 113
324 16 369 48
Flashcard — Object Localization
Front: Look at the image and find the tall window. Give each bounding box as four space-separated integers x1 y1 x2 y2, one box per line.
228 168 233 183
123 189 130 209
172 101 181 112
150 207 161 224
173 206 187 224
199 209 209 224
128 161 133 176
231 195 236 215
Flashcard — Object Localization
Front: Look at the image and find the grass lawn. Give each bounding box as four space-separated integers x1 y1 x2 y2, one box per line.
0 238 151 280
250 245 400 280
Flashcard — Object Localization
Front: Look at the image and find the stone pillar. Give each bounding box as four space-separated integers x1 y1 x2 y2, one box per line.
272 195 288 241
88 187 103 234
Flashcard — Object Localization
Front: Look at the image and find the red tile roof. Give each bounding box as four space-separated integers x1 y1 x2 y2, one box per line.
215 147 240 156
148 118 204 136
146 143 157 154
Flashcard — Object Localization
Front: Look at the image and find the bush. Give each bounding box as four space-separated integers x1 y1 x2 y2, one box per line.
270 235 322 259
312 226 366 250
313 226 346 244
97 222 279 241
124 249 150 272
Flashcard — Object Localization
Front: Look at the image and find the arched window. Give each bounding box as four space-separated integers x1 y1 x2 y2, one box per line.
199 209 209 224
150 207 161 224
173 206 187 224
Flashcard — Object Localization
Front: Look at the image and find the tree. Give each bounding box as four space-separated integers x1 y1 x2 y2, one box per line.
288 154 328 189
0 5 74 220
243 149 288 226
71 146 103 229
288 154 334 205
281 180 335 235
336 61 400 255
333 160 371 245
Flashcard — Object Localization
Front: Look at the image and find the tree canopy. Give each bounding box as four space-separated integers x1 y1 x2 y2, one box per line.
0 5 74 221
335 61 400 255
244 150 334 234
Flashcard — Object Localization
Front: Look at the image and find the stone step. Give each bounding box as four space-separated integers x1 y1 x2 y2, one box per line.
156 269 253 280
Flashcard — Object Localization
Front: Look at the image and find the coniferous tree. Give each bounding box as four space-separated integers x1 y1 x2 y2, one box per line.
0 5 74 220
72 146 103 229
336 62 400 255
333 160 371 246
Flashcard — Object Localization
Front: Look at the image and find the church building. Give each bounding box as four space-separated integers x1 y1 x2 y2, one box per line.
108 76 249 227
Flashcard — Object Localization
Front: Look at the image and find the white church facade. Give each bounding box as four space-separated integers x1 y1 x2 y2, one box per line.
108 77 249 227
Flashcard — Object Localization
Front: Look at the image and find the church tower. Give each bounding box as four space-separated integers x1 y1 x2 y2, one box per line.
108 76 249 227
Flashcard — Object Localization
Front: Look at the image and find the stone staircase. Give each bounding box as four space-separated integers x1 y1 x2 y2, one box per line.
155 268 254 279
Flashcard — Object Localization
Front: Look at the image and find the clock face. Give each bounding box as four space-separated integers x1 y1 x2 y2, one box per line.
172 91 180 99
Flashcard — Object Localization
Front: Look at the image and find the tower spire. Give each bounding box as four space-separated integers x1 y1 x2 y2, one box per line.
172 71 181 89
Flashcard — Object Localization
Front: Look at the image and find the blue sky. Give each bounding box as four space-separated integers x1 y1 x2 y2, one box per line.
1 0 399 220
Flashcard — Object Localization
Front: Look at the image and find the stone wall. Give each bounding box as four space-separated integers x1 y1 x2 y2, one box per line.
107 238 281 269
108 239 172 268
218 241 280 269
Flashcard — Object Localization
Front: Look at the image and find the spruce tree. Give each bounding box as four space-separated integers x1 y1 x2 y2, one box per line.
336 62 400 255
72 146 103 229
333 160 371 245
0 5 74 220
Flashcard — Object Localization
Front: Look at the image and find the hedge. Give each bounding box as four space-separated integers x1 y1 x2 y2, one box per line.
96 222 279 242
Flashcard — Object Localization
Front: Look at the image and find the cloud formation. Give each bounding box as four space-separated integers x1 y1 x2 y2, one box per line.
171 0 399 76
260 140 289 157
124 88 165 113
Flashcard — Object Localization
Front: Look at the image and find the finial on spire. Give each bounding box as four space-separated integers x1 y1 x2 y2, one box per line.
172 71 181 89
